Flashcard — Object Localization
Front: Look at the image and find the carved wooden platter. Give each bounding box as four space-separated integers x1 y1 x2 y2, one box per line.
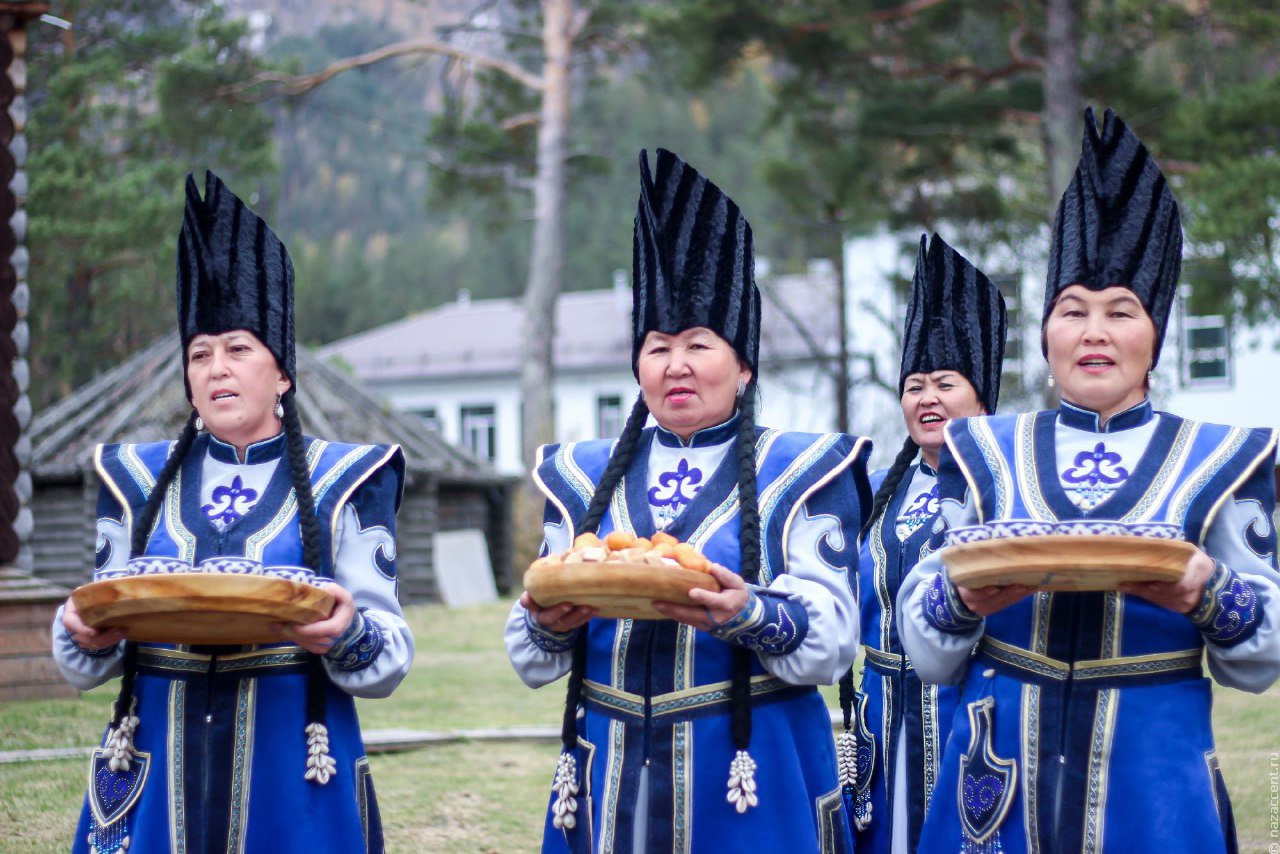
72 574 335 645
943 534 1194 592
524 561 721 620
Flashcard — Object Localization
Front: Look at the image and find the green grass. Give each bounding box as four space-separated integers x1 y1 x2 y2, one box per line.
3 600 1279 851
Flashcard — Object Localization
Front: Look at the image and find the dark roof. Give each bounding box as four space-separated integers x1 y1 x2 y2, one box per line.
31 336 504 484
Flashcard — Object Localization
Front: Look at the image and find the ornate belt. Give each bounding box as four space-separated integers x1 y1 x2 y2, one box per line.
861 644 913 675
582 675 811 725
979 637 1203 689
135 644 311 678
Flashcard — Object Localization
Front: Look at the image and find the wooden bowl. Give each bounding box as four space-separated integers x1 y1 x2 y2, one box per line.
72 573 335 645
523 561 721 620
943 534 1195 592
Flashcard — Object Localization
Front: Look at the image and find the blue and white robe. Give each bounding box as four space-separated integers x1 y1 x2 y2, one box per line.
855 461 960 853
899 399 1280 854
52 431 414 854
506 417 872 854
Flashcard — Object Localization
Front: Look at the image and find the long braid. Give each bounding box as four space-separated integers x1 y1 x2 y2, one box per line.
730 381 759 751
278 391 333 746
559 392 650 754
129 411 200 559
859 437 919 542
577 393 650 536
112 410 199 729
841 436 919 733
281 393 322 572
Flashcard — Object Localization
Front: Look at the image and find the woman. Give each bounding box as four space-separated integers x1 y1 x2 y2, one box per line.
506 149 871 853
52 172 413 853
899 108 1280 853
844 233 1005 853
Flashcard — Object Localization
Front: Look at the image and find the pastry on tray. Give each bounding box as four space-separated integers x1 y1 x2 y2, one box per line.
524 531 723 620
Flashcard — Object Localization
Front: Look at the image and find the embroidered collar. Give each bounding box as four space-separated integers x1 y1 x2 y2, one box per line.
654 414 740 449
1058 398 1153 434
207 431 287 465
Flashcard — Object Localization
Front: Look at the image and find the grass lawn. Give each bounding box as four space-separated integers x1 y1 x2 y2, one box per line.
4 599 1279 852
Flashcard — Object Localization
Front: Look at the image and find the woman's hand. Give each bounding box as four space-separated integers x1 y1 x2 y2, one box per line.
61 596 126 650
275 582 357 654
651 565 750 631
956 583 1035 617
521 591 596 633
1120 548 1216 614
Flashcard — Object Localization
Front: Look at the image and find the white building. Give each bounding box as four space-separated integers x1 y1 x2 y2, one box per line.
320 234 1280 476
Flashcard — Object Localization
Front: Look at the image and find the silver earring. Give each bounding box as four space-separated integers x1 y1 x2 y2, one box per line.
194 414 204 432
736 379 747 399
274 394 285 420
1147 370 1155 388
1046 371 1055 389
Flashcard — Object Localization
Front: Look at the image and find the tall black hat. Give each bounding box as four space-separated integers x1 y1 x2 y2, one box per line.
176 171 296 395
1044 108 1182 364
900 233 1007 414
632 149 760 375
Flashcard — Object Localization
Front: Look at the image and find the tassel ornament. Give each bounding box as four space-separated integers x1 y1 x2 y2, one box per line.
726 749 759 814
551 752 580 830
105 714 141 773
304 722 336 785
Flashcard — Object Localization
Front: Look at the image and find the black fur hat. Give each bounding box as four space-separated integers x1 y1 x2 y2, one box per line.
900 233 1007 414
632 149 760 375
176 171 296 396
1044 108 1182 364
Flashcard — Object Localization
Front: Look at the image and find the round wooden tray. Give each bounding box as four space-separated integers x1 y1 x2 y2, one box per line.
524 561 721 620
71 573 335 645
943 534 1194 592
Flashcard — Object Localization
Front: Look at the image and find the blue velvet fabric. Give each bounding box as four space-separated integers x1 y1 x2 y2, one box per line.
917 409 1276 853
73 438 402 854
532 427 869 853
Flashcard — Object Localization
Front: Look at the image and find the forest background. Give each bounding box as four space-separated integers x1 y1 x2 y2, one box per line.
27 0 1280 430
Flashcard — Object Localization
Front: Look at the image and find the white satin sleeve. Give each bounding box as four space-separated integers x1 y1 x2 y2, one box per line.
897 490 984 685
50 513 129 690
752 497 860 686
1199 495 1280 693
321 503 416 699
505 507 575 688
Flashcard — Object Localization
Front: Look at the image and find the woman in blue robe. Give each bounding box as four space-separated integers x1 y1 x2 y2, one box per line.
844 234 1006 853
899 108 1280 853
506 149 871 853
52 172 413 853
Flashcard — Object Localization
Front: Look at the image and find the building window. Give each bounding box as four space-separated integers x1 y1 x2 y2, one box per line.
460 405 497 461
409 407 441 432
1180 314 1231 386
597 395 624 438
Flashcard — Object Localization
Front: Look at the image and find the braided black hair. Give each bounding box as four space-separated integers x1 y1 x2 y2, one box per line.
281 392 322 572
859 437 919 543
112 410 200 726
577 394 651 537
129 411 200 559
559 393 650 754
276 391 334 741
729 380 759 752
840 436 919 732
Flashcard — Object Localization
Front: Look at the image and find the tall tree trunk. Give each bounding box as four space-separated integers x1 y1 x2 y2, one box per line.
1042 0 1082 217
519 0 574 469
832 227 850 433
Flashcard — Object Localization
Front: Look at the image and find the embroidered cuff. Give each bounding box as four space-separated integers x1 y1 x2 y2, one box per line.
325 608 386 672
709 587 809 655
921 572 983 635
1189 561 1261 648
65 623 119 657
524 607 580 653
